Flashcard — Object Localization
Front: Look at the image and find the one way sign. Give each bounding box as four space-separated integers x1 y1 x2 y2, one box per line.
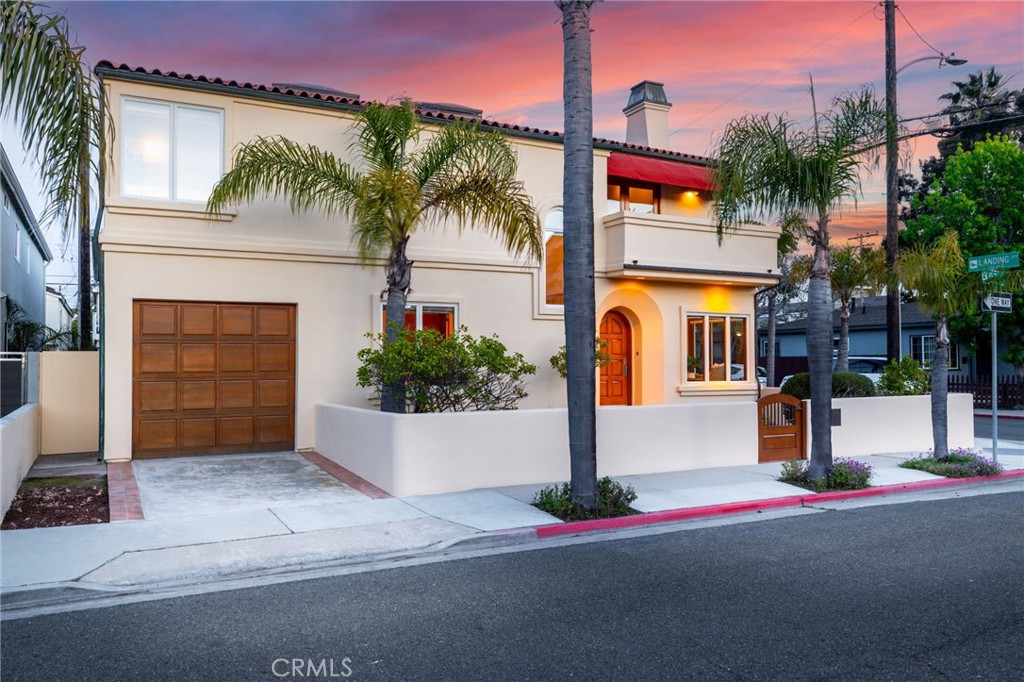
981 292 1012 313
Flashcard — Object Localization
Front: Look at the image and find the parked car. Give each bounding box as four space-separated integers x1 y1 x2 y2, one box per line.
780 356 887 389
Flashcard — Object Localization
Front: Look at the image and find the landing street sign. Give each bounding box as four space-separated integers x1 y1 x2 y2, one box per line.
981 292 1012 313
968 252 1019 272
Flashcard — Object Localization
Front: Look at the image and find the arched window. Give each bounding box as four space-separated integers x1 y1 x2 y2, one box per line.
544 208 564 306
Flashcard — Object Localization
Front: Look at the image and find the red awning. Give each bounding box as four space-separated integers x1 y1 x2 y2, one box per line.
607 151 712 191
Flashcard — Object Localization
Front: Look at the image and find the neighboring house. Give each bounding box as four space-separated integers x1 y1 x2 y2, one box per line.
764 295 977 380
1 144 52 351
45 286 75 345
95 63 780 461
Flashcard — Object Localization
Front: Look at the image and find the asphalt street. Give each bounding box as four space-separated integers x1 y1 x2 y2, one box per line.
2 492 1022 682
974 415 1024 442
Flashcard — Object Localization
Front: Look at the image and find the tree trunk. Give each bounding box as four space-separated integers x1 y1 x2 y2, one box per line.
837 298 850 372
884 0 901 364
806 216 833 482
931 315 949 457
766 292 777 386
559 0 597 509
78 153 93 350
380 237 412 413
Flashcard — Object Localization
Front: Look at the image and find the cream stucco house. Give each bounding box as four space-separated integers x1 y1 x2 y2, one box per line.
95 62 780 462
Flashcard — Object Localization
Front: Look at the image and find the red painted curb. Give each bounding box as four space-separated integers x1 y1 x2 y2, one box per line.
974 412 1024 420
534 469 1024 539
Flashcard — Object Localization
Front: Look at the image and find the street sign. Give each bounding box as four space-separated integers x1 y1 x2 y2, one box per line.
968 252 1020 272
981 292 1012 313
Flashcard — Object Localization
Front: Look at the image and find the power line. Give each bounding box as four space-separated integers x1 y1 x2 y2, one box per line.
670 4 877 137
895 5 943 57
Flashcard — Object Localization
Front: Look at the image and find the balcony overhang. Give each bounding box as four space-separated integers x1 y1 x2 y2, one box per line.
608 262 780 286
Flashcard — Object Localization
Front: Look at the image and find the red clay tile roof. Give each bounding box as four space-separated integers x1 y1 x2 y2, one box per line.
95 61 709 165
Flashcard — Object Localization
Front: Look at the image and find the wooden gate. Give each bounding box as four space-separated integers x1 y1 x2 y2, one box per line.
758 393 805 462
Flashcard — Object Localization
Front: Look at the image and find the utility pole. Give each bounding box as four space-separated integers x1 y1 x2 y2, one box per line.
884 0 901 362
850 231 880 249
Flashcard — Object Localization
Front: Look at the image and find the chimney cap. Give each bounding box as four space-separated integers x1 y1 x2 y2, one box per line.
624 80 671 112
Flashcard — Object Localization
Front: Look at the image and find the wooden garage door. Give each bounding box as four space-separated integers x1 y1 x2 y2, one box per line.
133 301 295 458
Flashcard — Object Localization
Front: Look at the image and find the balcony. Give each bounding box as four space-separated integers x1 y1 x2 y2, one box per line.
602 211 780 285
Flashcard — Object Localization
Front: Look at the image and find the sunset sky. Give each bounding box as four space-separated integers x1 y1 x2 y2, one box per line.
6 0 1023 293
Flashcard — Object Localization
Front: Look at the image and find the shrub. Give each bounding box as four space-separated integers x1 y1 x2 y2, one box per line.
549 337 612 378
899 448 1003 478
777 457 872 491
877 356 929 396
356 326 537 413
532 476 638 521
780 372 876 400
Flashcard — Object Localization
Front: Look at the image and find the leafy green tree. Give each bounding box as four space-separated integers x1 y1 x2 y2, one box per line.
898 232 1023 456
207 101 541 412
904 135 1024 372
556 0 598 508
1 1 106 349
714 85 887 481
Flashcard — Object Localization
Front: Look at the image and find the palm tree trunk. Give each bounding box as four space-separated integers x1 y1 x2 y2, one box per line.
931 315 949 457
806 218 833 481
837 299 850 372
766 292 777 386
559 0 597 509
380 237 413 413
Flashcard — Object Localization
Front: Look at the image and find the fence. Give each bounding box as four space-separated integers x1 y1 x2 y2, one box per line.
949 375 1024 409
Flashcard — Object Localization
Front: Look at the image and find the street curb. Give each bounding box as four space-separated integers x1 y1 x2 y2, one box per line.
534 469 1024 539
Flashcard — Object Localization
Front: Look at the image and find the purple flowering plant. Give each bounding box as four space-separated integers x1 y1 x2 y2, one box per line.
899 448 1003 478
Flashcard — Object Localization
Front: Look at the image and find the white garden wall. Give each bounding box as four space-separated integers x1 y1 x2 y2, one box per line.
1 404 40 517
315 402 758 497
810 393 974 457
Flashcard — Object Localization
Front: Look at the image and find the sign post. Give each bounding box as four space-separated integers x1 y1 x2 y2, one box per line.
972 250 1018 462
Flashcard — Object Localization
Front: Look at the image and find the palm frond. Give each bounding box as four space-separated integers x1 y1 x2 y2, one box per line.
207 136 362 220
353 101 420 175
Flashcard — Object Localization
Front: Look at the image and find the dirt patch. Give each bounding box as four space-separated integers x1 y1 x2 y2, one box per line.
2 475 109 529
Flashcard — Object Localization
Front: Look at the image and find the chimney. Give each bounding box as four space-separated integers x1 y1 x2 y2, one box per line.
624 80 672 150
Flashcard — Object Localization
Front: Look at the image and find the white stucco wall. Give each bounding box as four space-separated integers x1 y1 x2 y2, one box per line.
0 404 40 517
811 393 975 457
315 402 758 497
39 352 99 455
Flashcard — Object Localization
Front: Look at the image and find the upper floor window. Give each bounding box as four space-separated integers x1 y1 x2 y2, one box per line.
607 178 659 215
122 98 223 202
382 302 457 337
911 334 959 370
686 314 747 382
543 208 564 306
2 190 10 214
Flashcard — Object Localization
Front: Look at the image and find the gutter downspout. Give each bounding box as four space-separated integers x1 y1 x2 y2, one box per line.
93 78 107 463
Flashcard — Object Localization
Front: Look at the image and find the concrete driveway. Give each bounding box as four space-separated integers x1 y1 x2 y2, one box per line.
131 452 369 519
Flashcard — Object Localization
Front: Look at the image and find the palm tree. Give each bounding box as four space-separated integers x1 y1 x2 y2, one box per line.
761 213 804 387
791 245 886 372
557 0 597 509
207 101 541 413
712 85 886 481
898 231 1023 457
1 1 106 350
937 67 1022 159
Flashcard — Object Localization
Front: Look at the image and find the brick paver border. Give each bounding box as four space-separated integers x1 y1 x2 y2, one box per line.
106 462 145 522
300 451 392 499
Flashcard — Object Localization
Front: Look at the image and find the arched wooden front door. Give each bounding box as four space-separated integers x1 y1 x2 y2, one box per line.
600 310 632 406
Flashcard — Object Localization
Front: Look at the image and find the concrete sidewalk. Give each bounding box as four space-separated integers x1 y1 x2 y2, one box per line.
2 447 1022 609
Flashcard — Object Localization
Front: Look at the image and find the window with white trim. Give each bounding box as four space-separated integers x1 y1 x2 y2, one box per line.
543 208 564 306
381 302 458 337
122 98 223 202
686 314 748 382
911 334 959 370
2 190 10 214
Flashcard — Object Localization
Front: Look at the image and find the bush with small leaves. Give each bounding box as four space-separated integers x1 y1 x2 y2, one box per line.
777 457 872 491
899 448 1003 478
356 326 536 413
780 372 875 400
532 476 638 521
877 356 929 396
